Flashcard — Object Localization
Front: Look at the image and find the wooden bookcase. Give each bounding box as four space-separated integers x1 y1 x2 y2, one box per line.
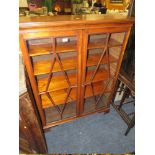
19 14 134 129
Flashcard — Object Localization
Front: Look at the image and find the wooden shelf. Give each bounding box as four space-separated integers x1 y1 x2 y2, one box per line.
34 56 77 75
84 81 111 98
87 53 117 67
41 81 112 109
41 88 77 109
88 38 122 49
29 38 120 56
38 73 77 93
34 54 117 76
29 42 76 56
37 69 109 93
85 69 109 83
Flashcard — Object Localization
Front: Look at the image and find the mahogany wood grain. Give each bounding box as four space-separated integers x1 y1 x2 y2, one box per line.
33 54 117 75
85 69 110 83
41 81 112 109
33 56 77 75
41 88 77 108
38 68 111 97
87 53 117 65
21 29 78 40
76 30 83 116
19 14 134 29
80 31 90 114
37 73 77 93
85 26 130 34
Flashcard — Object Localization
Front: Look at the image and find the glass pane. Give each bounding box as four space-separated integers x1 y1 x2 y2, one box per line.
96 92 111 109
83 92 111 115
45 100 77 124
27 38 52 56
83 96 96 114
110 32 125 45
109 46 122 60
110 62 118 76
26 35 78 124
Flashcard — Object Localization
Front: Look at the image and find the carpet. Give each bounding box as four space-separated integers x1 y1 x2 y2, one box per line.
45 105 135 153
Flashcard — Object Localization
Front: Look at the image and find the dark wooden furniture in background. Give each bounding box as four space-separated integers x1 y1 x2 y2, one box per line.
111 70 135 136
53 0 72 13
109 1 135 136
19 14 134 130
106 0 124 10
19 91 47 153
128 0 135 17
122 0 135 76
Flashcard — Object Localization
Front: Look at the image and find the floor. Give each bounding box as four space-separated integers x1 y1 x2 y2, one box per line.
45 104 135 153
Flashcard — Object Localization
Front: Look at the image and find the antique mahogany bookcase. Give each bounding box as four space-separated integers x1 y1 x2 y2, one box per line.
19 14 134 129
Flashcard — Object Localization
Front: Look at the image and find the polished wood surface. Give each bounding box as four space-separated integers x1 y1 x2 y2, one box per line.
33 56 77 75
19 15 134 129
41 88 77 108
19 14 134 29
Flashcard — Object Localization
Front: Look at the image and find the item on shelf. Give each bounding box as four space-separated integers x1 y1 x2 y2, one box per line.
72 0 83 4
44 0 53 12
106 9 128 16
28 2 37 11
48 11 54 16
43 6 48 15
25 10 30 16
54 3 62 12
83 0 89 7
99 7 107 14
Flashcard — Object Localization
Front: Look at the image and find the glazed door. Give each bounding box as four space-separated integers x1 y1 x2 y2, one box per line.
20 30 82 128
80 27 131 115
